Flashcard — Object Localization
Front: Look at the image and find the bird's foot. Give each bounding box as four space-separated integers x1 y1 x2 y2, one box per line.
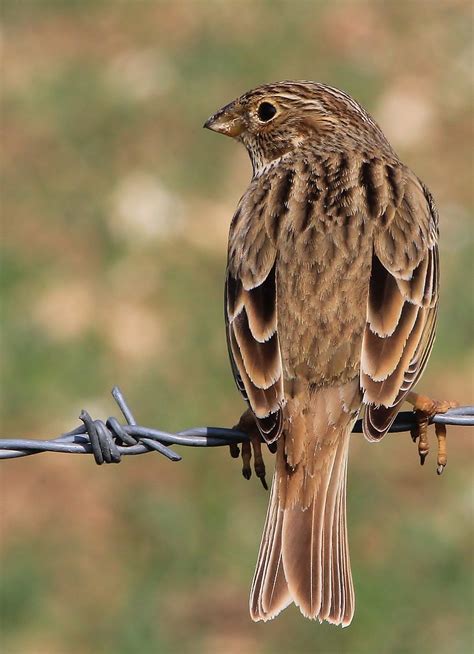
230 409 268 490
406 392 458 475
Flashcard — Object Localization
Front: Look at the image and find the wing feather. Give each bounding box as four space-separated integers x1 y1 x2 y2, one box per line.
362 175 439 440
226 177 287 444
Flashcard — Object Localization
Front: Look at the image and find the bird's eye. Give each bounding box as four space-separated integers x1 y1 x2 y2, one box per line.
257 101 277 122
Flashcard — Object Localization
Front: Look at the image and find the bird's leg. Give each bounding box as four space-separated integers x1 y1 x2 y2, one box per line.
406 392 458 474
435 423 447 474
230 409 268 490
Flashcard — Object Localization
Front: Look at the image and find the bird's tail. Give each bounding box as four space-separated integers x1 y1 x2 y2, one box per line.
250 380 360 626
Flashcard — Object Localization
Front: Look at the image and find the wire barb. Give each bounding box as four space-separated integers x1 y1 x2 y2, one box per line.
0 388 473 463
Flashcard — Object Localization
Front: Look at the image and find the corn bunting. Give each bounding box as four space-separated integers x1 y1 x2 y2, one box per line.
205 81 449 626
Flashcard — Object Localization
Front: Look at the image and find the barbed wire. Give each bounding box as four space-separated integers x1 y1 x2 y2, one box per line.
1 386 473 464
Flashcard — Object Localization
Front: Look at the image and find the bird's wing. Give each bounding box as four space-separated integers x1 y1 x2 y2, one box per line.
362 172 439 440
225 178 285 444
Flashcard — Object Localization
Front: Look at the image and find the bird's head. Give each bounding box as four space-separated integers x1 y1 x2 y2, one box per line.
204 81 390 174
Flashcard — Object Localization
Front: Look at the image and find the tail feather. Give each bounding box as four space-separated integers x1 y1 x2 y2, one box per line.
320 433 348 622
250 476 291 620
250 382 360 626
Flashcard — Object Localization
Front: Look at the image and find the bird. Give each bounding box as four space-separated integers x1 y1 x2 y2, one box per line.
204 80 450 627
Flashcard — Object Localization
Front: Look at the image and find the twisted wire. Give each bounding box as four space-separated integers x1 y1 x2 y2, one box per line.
1 386 472 463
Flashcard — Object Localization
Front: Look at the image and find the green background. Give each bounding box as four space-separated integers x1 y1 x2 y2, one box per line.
1 1 473 653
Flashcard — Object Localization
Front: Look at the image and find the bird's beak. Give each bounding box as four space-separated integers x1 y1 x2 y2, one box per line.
203 101 245 138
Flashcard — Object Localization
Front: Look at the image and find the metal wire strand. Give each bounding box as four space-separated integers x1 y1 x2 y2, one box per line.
0 386 472 462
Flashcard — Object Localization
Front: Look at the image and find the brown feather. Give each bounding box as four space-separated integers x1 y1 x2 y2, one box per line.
363 303 438 440
233 310 281 389
228 327 280 419
367 253 405 337
362 302 419 381
226 207 284 441
244 263 277 342
250 479 291 620
226 274 245 321
362 171 439 438
362 307 425 406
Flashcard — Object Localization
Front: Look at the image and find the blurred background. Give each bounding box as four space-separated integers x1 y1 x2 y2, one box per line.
1 1 473 653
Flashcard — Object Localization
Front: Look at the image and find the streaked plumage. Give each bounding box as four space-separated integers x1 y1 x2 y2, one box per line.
205 81 439 626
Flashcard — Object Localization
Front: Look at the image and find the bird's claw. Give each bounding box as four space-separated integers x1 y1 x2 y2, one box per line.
231 410 269 490
407 392 458 474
